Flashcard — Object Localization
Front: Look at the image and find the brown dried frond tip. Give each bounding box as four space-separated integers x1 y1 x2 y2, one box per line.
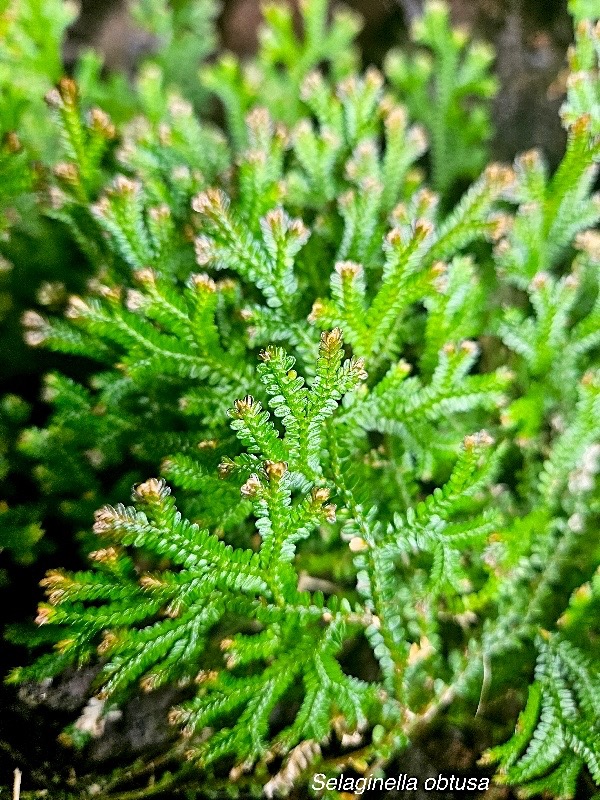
87 108 116 139
365 66 384 91
97 631 119 655
189 271 216 291
246 106 272 134
264 207 285 228
488 213 513 242
311 487 331 504
308 300 326 323
93 506 120 535
240 474 262 497
194 236 214 266
516 149 543 171
65 295 92 320
88 547 120 564
231 396 255 417
139 574 166 590
59 77 78 104
263 741 321 799
133 477 170 501
575 230 600 261
54 161 79 184
40 570 71 605
264 460 288 481
320 328 343 352
109 176 140 197
570 113 592 136
140 674 160 693
218 459 235 479
300 70 324 101
464 430 495 449
148 204 171 222
335 261 362 279
384 104 408 131
460 340 479 355
484 163 516 192
22 310 49 347
414 218 435 239
530 272 551 291
35 605 54 626
134 268 156 286
44 88 63 108
350 357 368 382
192 188 228 216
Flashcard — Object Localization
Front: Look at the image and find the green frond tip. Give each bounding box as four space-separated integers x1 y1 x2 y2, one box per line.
229 329 367 477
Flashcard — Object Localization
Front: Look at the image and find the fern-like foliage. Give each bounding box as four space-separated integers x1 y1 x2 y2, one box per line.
1 0 600 797
0 395 44 579
132 0 219 108
201 0 362 146
12 336 377 770
562 2 600 134
13 330 516 789
483 636 600 798
385 0 497 194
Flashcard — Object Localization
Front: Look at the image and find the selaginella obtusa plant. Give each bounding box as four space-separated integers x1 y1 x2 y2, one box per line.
3 0 600 796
